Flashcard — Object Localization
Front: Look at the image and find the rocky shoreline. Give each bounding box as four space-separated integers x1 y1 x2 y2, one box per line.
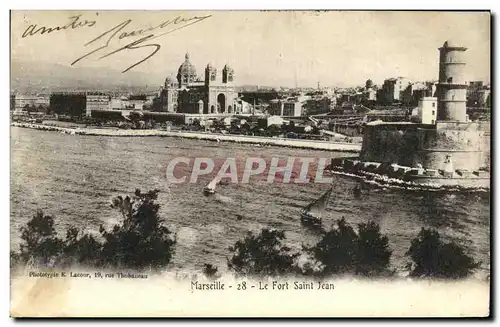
329 157 490 192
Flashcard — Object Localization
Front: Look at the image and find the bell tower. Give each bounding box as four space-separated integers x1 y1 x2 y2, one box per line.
205 63 217 86
222 64 234 84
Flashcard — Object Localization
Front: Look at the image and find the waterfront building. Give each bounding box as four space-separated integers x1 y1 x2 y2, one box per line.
128 95 147 110
50 92 87 117
267 98 305 117
14 94 38 111
86 92 111 117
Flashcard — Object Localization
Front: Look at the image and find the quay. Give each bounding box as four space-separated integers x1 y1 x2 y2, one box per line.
11 122 362 153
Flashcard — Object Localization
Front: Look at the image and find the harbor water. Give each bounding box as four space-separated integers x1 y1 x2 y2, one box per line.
10 127 490 277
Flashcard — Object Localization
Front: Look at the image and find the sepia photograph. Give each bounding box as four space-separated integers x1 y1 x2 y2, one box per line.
9 9 491 317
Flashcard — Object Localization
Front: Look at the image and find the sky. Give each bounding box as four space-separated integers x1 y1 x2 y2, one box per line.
11 10 491 88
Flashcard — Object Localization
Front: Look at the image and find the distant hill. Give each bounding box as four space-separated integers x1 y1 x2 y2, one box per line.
10 61 315 95
10 61 164 94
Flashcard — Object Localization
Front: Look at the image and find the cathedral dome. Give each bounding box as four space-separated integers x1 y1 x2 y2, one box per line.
177 53 197 80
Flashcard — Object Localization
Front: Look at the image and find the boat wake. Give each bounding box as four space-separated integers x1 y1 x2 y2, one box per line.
330 170 489 193
214 195 233 203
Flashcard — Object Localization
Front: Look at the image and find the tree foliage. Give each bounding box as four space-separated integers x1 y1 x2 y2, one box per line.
406 228 479 279
99 189 176 270
355 221 392 275
306 218 392 277
16 210 64 266
228 228 299 277
12 189 176 271
202 263 219 279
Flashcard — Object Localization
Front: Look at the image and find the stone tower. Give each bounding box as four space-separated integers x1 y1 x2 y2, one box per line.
411 40 487 172
436 40 468 122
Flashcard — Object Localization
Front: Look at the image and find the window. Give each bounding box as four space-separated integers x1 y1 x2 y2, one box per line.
432 102 435 107
431 120 435 124
432 110 435 115
447 77 453 83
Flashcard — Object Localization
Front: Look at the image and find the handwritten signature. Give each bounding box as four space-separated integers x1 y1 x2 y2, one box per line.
72 15 212 73
22 14 97 38
21 13 212 73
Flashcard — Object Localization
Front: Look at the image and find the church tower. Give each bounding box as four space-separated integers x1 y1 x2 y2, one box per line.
205 63 217 86
161 75 178 112
222 64 235 84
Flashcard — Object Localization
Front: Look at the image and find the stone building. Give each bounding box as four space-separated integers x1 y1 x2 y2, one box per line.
158 53 238 115
86 92 110 116
379 77 411 104
14 94 37 111
467 81 491 107
268 98 305 117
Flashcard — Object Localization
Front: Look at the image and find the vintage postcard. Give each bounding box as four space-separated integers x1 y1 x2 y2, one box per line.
10 10 491 317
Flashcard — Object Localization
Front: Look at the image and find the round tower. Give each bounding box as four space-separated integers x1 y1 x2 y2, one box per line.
436 40 468 122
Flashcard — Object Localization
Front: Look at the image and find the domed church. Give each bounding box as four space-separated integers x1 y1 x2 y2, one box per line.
158 53 238 115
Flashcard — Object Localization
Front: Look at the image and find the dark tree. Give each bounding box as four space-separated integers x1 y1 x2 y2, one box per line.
202 263 219 279
355 221 392 275
307 218 358 275
228 228 299 277
63 227 102 265
305 218 392 277
17 210 64 266
406 228 479 279
99 189 176 270
12 189 177 271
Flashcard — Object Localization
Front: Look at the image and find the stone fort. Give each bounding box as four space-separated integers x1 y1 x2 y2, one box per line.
360 40 490 174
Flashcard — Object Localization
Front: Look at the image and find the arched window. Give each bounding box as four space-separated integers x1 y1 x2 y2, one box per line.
210 105 215 114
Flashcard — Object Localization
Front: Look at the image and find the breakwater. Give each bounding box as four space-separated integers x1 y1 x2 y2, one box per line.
11 122 362 152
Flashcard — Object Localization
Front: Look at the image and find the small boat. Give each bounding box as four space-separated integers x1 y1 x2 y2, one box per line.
300 187 332 229
203 178 218 196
